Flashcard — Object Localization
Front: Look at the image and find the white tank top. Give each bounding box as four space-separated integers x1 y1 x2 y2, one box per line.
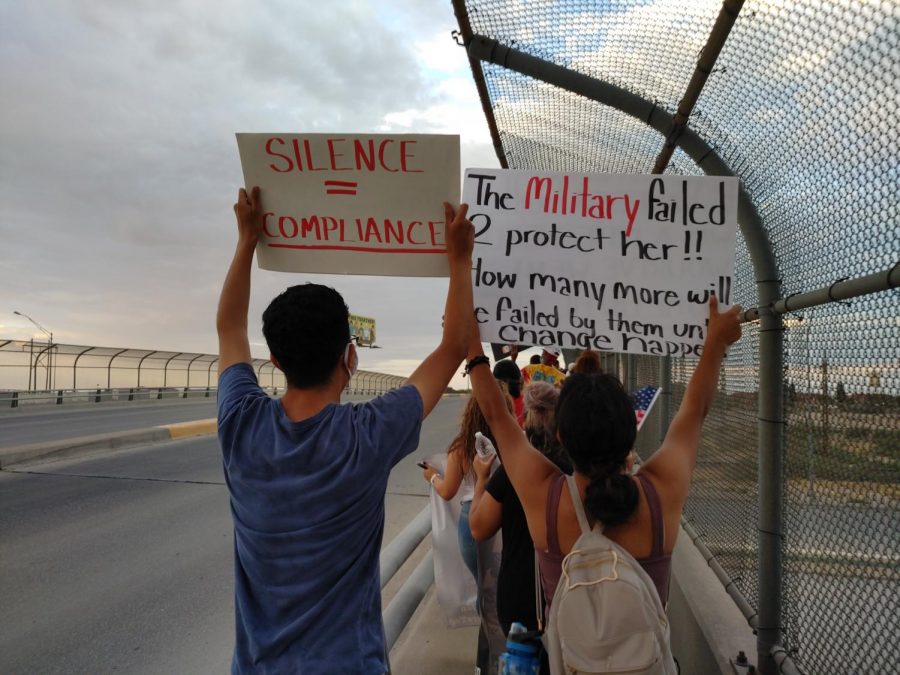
458 466 476 502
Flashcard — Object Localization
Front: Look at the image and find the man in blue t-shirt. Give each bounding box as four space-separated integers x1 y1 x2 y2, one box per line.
216 186 475 673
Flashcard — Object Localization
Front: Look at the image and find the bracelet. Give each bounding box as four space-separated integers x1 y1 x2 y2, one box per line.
464 355 490 376
430 474 439 486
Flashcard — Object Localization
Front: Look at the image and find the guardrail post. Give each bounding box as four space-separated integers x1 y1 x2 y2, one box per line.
128 388 134 401
205 386 211 398
11 391 18 408
157 387 163 400
95 388 102 403
56 390 63 405
182 387 188 399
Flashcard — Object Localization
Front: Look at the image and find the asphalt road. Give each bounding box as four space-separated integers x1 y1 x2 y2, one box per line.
0 398 219 447
0 395 466 675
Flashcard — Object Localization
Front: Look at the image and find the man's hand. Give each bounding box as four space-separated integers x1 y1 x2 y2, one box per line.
234 186 264 246
705 294 742 352
405 202 475 418
443 202 474 265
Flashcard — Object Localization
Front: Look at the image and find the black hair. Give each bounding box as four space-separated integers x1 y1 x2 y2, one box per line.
492 359 522 398
556 373 638 527
262 284 350 389
529 354 541 365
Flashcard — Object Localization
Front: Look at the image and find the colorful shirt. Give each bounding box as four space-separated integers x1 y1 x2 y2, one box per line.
521 363 567 387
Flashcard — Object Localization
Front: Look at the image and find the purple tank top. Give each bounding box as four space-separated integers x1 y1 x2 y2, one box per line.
535 472 673 608
535 474 567 607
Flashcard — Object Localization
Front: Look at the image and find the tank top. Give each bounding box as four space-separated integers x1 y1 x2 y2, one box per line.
535 471 673 608
457 465 476 502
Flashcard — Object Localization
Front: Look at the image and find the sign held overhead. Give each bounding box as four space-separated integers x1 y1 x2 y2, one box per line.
236 133 460 276
463 169 740 357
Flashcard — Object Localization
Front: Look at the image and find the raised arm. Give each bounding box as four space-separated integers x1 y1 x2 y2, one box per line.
405 203 474 417
465 320 558 519
642 294 742 505
217 187 264 374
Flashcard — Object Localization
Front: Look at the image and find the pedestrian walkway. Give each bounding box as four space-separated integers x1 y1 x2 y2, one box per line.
391 586 480 674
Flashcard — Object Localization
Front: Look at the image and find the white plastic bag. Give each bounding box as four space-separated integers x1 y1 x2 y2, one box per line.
428 453 480 627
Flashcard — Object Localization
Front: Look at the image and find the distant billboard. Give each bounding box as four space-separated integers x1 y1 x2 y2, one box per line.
349 314 376 347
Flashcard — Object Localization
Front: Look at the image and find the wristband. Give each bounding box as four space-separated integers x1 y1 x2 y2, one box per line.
430 474 439 486
464 355 490 376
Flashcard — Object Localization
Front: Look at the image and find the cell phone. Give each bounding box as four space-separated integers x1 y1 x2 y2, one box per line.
416 461 429 469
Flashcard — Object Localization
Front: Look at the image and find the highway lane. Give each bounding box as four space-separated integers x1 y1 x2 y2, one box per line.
0 395 466 675
0 398 219 448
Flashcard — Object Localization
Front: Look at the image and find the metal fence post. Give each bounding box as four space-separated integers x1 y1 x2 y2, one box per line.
757 293 785 674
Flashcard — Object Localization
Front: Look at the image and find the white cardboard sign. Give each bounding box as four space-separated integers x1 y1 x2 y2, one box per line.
236 133 460 276
462 169 740 357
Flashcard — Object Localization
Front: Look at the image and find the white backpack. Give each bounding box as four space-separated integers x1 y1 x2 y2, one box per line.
543 475 677 675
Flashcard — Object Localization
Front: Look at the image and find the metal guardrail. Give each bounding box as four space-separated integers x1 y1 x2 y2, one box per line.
1 339 409 398
380 506 434 651
0 386 280 409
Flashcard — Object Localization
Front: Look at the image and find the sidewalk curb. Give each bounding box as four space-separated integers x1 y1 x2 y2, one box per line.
0 418 218 468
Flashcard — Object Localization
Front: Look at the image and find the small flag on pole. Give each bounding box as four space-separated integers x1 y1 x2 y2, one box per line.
632 385 661 431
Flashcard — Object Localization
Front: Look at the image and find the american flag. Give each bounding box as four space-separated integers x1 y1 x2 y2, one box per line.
632 385 661 431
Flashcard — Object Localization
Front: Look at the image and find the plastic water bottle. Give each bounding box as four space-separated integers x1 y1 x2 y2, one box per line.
498 622 541 675
474 431 496 460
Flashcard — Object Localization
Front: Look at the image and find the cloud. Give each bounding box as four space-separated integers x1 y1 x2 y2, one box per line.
0 1 495 388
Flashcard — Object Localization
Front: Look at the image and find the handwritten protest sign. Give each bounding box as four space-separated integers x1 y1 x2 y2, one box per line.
462 169 740 357
236 133 460 276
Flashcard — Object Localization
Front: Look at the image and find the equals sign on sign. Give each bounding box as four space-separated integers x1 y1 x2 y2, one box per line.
324 180 358 195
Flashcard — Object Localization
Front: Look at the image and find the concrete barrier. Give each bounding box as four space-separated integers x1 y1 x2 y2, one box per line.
668 527 758 673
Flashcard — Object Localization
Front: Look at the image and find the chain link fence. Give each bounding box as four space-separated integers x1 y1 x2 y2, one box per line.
454 0 899 672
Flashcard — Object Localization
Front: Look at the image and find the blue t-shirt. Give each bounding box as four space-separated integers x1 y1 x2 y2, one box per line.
217 363 423 674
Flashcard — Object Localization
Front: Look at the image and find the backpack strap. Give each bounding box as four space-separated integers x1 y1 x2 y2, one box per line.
534 549 544 631
565 474 600 535
545 473 566 555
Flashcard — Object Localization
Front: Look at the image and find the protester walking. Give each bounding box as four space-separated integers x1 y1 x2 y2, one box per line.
216 188 475 674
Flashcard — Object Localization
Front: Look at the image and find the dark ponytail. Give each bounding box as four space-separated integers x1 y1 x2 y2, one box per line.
583 471 639 527
557 373 639 526
492 359 522 398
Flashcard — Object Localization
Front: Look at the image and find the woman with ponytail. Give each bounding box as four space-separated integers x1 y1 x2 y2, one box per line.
464 296 743 609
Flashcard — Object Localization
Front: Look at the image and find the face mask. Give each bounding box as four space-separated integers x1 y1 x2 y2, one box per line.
344 341 358 380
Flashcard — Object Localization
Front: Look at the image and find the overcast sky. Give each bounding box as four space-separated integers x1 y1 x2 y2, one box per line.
0 0 505 388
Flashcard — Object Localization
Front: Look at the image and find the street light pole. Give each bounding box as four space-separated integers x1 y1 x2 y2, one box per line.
14 311 53 391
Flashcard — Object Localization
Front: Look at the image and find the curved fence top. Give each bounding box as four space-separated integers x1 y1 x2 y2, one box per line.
453 2 899 674
456 0 898 295
0 339 408 396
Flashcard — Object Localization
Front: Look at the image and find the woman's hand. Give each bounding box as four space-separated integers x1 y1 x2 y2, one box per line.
473 454 496 482
422 463 440 483
705 294 742 352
